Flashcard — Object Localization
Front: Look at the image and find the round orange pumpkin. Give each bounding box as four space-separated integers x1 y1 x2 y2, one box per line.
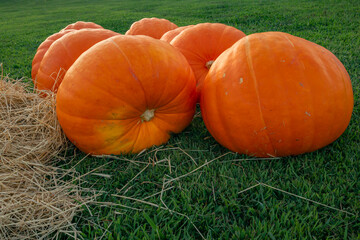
35 29 118 92
60 21 103 32
170 23 246 101
56 35 197 155
160 25 193 43
125 17 178 39
201 32 354 157
31 29 74 81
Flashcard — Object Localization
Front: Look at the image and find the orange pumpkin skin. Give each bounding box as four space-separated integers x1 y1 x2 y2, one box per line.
35 29 118 92
31 29 74 81
201 32 354 157
170 23 246 101
160 25 193 43
60 21 103 32
32 21 103 82
56 35 197 155
125 18 178 39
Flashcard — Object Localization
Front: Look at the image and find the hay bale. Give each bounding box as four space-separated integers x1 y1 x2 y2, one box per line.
0 73 86 239
0 78 65 163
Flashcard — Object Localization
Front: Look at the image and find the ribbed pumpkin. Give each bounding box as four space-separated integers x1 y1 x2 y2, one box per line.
56 35 197 155
31 29 74 81
125 17 178 39
201 32 354 157
170 23 246 101
160 25 193 43
35 29 118 92
60 21 103 32
32 21 103 82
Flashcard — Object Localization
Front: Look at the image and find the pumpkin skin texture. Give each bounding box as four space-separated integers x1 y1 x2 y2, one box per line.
201 32 354 158
35 29 118 92
56 35 197 155
31 29 74 81
170 23 246 101
125 18 178 39
160 25 193 43
60 21 103 32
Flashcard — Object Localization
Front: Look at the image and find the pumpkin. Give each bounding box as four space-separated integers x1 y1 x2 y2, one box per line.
56 35 197 155
160 25 193 43
35 29 119 92
32 21 103 81
31 29 74 81
201 32 354 157
125 17 178 39
170 23 246 101
60 21 103 32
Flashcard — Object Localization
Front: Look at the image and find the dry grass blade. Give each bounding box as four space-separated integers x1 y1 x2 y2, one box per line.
0 76 89 239
258 182 356 216
164 152 232 185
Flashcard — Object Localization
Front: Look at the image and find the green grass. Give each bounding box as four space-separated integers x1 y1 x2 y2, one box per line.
1 0 359 239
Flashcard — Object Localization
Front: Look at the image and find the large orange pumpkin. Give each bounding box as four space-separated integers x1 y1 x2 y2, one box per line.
60 21 103 32
170 23 246 101
56 35 197 155
125 17 178 39
32 21 103 82
35 29 118 92
160 25 193 43
31 29 74 80
201 32 354 157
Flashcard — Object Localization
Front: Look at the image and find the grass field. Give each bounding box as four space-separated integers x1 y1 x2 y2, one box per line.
1 0 359 239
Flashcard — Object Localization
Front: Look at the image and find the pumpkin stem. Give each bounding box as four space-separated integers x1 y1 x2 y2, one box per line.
141 109 155 122
205 60 214 69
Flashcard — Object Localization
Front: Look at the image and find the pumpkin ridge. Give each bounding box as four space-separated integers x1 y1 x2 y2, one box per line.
147 120 170 139
145 54 165 108
170 33 205 63
245 37 276 156
282 33 316 153
130 122 144 152
93 118 141 154
37 37 73 88
44 40 74 91
72 51 146 114
212 72 237 151
109 37 149 107
299 37 334 151
94 119 140 153
283 33 296 48
153 110 195 134
90 82 144 115
206 50 239 152
327 47 353 117
153 67 195 110
59 38 76 61
310 43 351 148
214 25 228 59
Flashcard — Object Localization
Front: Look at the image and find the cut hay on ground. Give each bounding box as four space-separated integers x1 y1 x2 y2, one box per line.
0 73 87 239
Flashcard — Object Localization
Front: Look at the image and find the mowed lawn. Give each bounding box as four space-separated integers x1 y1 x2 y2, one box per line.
0 0 359 239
